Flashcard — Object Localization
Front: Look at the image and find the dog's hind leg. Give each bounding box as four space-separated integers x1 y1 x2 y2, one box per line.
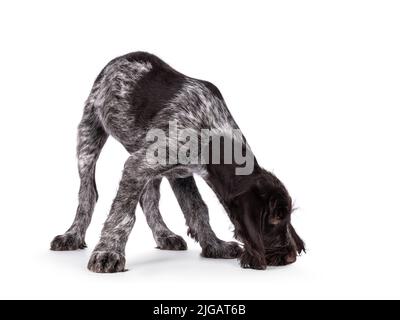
51 101 108 251
169 176 243 259
139 178 187 250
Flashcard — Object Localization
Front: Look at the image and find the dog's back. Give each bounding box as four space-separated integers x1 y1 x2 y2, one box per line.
86 51 236 153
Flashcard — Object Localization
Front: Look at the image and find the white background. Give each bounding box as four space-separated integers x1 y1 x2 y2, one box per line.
0 0 399 300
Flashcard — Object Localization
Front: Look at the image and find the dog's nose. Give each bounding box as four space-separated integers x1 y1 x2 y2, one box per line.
285 252 297 264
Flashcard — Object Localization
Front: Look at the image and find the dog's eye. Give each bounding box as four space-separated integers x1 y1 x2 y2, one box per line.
269 216 281 225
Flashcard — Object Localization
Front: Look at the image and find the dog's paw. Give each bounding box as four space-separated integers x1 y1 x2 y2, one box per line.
239 251 267 270
156 235 187 251
87 251 126 273
50 233 86 251
201 241 243 259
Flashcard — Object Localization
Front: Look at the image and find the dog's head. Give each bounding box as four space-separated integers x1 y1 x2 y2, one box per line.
230 168 305 268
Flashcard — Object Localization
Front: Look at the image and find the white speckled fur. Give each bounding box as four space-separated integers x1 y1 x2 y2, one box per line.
51 52 245 272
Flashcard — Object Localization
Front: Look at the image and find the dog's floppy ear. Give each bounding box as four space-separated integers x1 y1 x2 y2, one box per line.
255 178 292 226
266 192 291 225
250 170 292 226
229 170 292 225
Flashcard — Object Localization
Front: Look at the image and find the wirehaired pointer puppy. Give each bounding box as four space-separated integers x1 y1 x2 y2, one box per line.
51 52 305 272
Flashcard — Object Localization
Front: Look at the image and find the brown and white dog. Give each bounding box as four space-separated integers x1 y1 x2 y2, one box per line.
51 52 305 272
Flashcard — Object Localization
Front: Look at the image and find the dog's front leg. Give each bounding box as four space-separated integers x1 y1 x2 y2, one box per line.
87 156 148 273
169 176 242 259
240 243 266 270
236 216 267 270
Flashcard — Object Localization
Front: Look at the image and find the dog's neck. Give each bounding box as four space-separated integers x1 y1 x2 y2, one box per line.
205 162 261 210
